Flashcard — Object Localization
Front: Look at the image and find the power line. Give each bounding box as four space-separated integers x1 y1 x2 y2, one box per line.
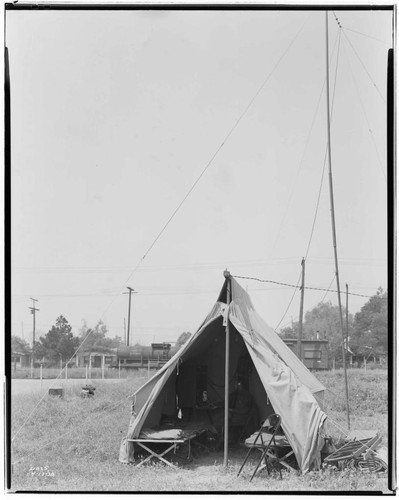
14 255 386 273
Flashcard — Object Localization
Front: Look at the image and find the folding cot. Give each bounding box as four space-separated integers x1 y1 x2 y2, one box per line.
128 423 208 468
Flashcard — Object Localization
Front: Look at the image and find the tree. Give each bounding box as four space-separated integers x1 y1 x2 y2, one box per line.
278 324 298 339
302 301 353 360
11 335 31 354
175 332 192 349
351 288 388 357
35 316 79 364
78 320 118 353
278 302 353 361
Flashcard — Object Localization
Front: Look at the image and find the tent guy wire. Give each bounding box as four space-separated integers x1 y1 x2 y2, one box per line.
333 12 386 103
232 275 377 300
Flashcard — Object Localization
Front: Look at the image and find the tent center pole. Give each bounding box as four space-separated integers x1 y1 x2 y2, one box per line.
223 270 231 468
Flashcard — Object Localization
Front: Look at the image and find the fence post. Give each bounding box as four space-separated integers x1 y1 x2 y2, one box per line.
40 364 43 393
65 362 68 380
102 355 105 380
364 356 367 372
118 360 121 379
332 358 335 373
30 358 33 379
89 356 92 379
148 360 150 379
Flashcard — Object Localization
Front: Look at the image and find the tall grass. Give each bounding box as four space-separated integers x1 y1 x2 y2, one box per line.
315 369 388 445
9 368 390 493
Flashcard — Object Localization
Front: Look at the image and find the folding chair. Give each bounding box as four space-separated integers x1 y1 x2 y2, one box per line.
237 414 283 481
238 405 257 442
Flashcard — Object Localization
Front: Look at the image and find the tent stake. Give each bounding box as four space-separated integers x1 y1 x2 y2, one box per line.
223 270 231 468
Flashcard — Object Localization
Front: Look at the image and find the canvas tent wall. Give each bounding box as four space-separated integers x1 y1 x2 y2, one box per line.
119 276 327 472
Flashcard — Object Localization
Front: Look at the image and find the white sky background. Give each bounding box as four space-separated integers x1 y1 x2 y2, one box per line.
7 8 392 346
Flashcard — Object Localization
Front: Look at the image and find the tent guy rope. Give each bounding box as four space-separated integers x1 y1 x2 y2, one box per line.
232 275 377 299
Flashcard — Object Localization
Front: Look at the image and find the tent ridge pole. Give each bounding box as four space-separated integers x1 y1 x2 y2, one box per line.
223 269 231 468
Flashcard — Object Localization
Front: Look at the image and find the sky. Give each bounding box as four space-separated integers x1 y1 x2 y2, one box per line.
7 7 392 347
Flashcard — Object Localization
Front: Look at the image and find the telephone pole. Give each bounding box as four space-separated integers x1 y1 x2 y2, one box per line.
298 258 305 363
123 287 137 347
29 298 39 364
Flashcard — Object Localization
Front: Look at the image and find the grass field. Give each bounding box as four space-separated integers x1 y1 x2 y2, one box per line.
11 366 142 380
9 368 392 493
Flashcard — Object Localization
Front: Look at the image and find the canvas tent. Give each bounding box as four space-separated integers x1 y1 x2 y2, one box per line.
119 275 327 472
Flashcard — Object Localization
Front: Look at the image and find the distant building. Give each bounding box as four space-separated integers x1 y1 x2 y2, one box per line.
11 351 32 369
283 339 329 370
75 349 117 368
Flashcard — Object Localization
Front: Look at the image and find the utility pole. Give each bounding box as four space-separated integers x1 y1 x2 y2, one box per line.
346 284 349 349
123 287 137 347
298 258 305 363
29 298 39 365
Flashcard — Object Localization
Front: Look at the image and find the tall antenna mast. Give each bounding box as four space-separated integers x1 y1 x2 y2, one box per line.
325 11 350 429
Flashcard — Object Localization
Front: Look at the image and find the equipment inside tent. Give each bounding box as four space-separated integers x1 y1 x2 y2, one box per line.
119 274 327 473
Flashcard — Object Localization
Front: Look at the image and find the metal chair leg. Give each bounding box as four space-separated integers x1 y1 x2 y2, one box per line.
237 446 254 476
250 444 273 482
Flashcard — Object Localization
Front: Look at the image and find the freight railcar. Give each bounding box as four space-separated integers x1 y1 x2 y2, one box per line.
112 342 177 369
